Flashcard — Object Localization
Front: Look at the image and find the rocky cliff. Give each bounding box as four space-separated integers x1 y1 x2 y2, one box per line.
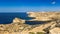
0 12 60 34
0 18 31 34
27 12 60 34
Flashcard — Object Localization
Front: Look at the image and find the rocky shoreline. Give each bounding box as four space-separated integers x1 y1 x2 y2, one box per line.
0 12 60 34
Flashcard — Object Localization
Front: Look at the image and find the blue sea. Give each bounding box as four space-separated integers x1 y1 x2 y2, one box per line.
0 12 49 25
0 12 33 24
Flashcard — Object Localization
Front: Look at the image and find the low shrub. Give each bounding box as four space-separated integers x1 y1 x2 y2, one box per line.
36 32 44 34
29 32 35 34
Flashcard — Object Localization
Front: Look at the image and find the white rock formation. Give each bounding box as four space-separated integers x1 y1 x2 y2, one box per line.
13 18 25 24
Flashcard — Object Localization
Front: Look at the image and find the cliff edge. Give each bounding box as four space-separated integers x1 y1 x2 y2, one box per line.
0 12 60 34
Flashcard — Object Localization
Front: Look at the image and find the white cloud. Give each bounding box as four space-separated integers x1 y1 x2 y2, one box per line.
51 1 56 4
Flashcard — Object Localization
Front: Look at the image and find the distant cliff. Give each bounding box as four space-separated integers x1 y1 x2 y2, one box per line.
27 12 60 34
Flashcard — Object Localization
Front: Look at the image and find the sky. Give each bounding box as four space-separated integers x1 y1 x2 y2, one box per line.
0 0 60 12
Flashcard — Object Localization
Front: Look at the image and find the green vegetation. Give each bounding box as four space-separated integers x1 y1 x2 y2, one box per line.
36 32 44 34
29 32 35 34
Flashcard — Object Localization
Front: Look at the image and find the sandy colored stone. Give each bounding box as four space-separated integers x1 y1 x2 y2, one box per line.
27 12 60 21
13 18 25 24
0 12 60 34
49 27 60 34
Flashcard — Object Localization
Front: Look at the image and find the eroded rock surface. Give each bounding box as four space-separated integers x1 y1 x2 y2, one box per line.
27 12 60 21
0 12 60 34
27 12 60 34
49 27 60 34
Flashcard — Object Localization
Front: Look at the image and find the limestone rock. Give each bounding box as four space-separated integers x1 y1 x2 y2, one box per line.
49 27 60 34
0 18 29 34
0 12 60 34
13 18 25 24
27 12 60 21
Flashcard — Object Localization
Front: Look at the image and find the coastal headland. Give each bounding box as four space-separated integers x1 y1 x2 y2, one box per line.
0 12 60 34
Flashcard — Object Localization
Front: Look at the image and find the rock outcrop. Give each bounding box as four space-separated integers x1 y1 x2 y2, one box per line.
27 12 60 34
27 12 60 21
0 18 28 34
0 12 60 34
13 18 25 24
49 27 60 34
